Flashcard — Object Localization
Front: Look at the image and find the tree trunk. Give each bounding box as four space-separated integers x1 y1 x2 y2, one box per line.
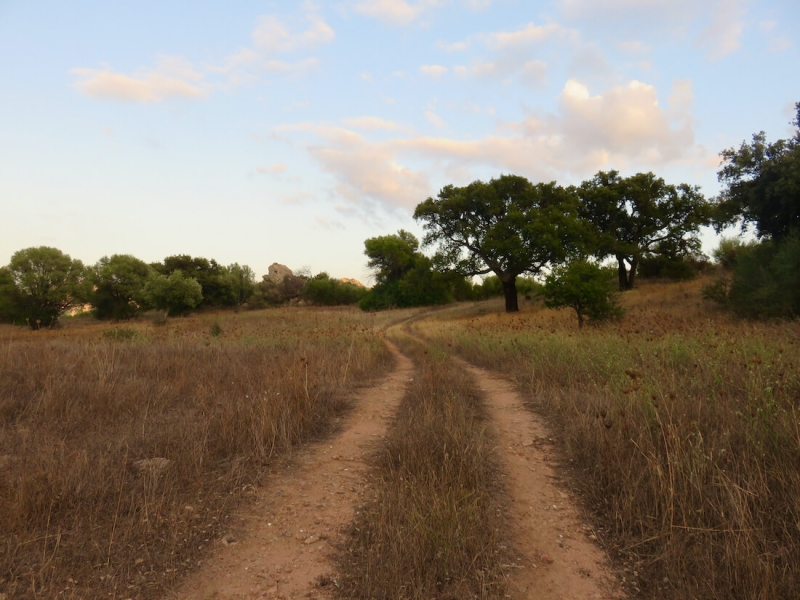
501 277 519 313
627 256 639 290
617 256 628 291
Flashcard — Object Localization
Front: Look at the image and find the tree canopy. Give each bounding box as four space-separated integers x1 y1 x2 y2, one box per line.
414 174 581 312
359 230 458 310
716 102 800 240
91 254 153 320
6 246 89 326
576 171 710 290
144 270 203 317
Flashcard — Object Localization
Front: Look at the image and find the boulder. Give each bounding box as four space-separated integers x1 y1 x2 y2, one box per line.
339 278 365 287
265 263 293 284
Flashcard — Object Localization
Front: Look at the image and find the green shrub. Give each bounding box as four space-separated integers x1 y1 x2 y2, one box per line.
542 260 624 327
300 273 367 306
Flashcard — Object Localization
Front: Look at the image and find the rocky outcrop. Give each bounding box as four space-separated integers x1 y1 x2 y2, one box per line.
265 263 293 284
340 278 365 287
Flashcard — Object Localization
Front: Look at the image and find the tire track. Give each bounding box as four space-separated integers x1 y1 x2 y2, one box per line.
168 342 413 600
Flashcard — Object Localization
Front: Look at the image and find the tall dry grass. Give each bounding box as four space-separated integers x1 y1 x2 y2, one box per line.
337 331 510 599
414 278 800 599
0 307 401 599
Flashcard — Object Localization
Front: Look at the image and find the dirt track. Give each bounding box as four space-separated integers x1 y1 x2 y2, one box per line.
168 338 623 599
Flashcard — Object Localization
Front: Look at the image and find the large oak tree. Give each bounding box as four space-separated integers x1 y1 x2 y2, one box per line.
414 175 582 312
716 102 799 240
576 171 710 290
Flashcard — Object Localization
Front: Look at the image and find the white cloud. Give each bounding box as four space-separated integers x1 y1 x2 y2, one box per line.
697 0 747 60
519 60 548 86
424 111 446 127
419 64 448 78
71 56 208 103
352 0 445 26
480 21 578 49
251 12 335 54
308 126 432 210
73 7 336 103
287 78 701 213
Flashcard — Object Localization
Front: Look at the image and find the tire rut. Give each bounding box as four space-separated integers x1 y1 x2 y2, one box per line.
168 342 413 600
457 358 626 600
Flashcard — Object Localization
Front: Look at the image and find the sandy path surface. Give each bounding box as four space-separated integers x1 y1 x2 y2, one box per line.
168 343 413 600
460 361 626 600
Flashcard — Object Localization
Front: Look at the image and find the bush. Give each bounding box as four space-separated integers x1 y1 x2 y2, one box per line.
542 261 624 327
703 232 800 319
144 270 203 317
638 254 706 280
300 273 367 306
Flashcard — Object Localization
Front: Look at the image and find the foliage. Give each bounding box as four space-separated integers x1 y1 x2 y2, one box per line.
300 272 367 306
716 102 800 240
542 260 623 327
364 229 420 285
144 270 203 316
6 246 89 327
91 254 153 320
414 175 582 312
638 253 707 281
359 231 460 310
153 255 255 308
0 267 25 323
712 236 754 269
704 232 800 319
255 270 309 306
417 291 800 600
473 275 542 300
576 171 711 290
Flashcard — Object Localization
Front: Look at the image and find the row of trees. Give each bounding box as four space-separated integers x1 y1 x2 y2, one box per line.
360 103 797 320
0 251 259 326
404 170 710 314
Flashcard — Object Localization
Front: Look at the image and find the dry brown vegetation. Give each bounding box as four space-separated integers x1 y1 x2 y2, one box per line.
336 329 510 599
0 307 405 599
413 276 800 599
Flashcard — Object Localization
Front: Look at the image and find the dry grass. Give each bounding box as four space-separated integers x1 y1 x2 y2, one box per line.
0 307 407 599
414 277 800 599
336 330 510 599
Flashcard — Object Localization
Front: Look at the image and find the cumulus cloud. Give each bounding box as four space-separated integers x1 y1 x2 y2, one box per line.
419 64 448 78
73 6 335 102
285 77 701 214
352 0 444 26
480 21 579 49
251 12 334 53
308 126 432 211
72 56 208 103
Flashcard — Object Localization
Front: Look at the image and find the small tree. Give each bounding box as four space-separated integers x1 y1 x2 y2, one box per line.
144 270 203 317
542 261 623 328
7 246 89 327
91 254 153 320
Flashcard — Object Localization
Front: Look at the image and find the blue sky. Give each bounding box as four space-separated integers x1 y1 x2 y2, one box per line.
1 0 798 283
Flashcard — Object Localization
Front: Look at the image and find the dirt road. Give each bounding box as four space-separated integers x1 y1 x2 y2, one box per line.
169 337 623 599
168 343 413 600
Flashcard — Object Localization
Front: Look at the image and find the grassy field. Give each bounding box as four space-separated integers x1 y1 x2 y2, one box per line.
0 307 406 599
337 328 510 599
413 277 800 599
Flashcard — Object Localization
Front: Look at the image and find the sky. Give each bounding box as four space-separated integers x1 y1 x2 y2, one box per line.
1 0 798 284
